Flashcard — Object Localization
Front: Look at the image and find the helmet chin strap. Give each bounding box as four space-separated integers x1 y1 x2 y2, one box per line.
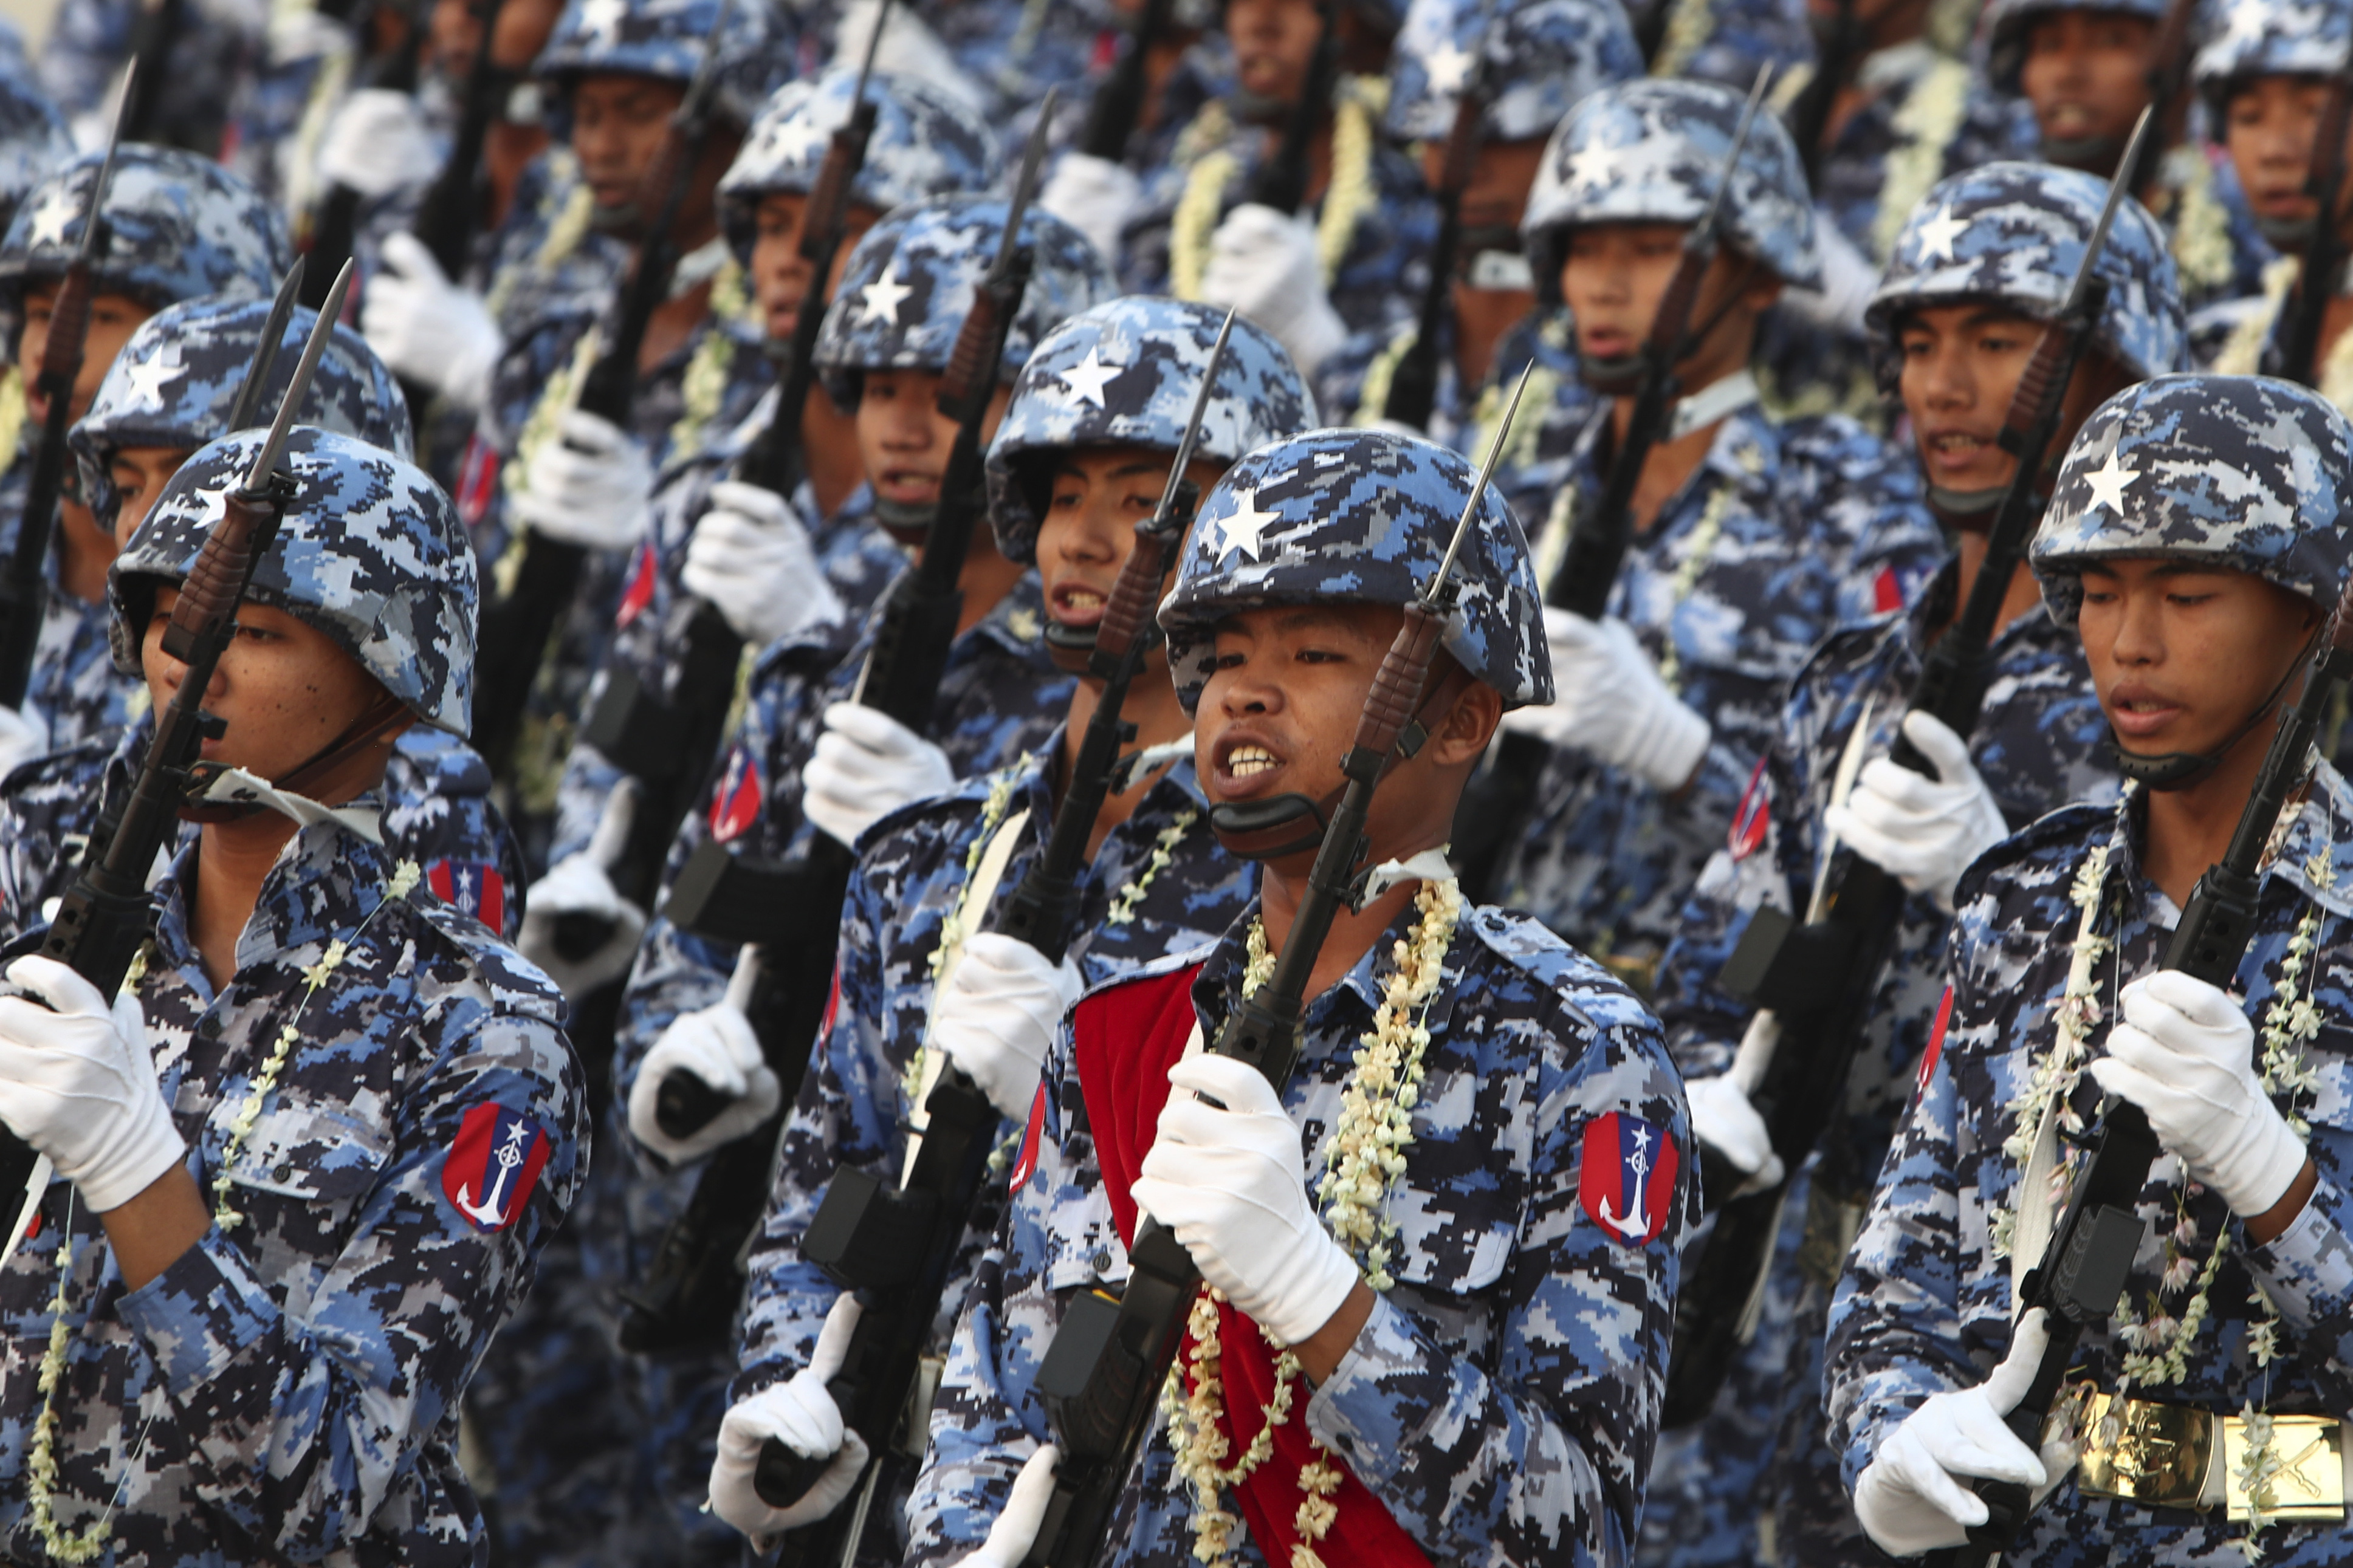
2037 131 2124 176
1578 257 1758 399
181 687 411 824
2106 631 2315 792
873 495 936 541
1208 663 1477 860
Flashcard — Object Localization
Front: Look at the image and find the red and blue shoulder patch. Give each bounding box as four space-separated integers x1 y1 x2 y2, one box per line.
1580 1111 1680 1247
1009 1078 1048 1196
426 859 507 933
709 745 762 843
443 1104 554 1232
1727 757 1771 861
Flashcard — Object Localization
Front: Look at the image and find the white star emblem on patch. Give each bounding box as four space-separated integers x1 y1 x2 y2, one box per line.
858 264 913 325
1057 347 1119 408
2081 447 2136 516
578 0 627 43
1914 204 1967 265
24 189 72 250
122 347 182 414
1215 490 1285 562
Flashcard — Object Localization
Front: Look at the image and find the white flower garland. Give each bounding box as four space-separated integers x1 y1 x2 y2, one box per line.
30 859 422 1554
1166 878 1463 1568
1653 482 1735 696
1869 58 1970 264
1170 78 1380 303
905 759 1035 1109
1107 808 1199 928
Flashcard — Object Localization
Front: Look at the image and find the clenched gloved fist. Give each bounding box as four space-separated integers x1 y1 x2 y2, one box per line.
509 410 654 551
709 1295 868 1538
1132 1055 1361 1346
317 87 439 197
1500 607 1711 792
1853 1308 2059 1557
1040 151 1142 265
517 798 647 999
0 956 184 1212
630 998 780 1165
2090 970 2309 1217
933 932 1083 1120
683 481 845 646
961 1444 1062 1568
1688 1072 1782 1198
1197 203 1348 377
802 703 955 847
362 233 503 413
1826 711 2010 912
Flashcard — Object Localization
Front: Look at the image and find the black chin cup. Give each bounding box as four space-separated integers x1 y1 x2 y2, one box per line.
1044 618 1098 673
1454 226 1523 274
2258 214 2317 250
2038 132 2123 176
1209 791 1336 860
1231 87 1290 126
2105 734 2225 792
1925 482 2007 529
872 495 936 543
1580 354 1644 396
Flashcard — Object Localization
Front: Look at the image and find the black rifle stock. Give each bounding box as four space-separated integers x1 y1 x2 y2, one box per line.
0 112 128 709
304 0 423 312
1661 112 2149 1426
2276 75 2353 389
120 0 182 145
1022 371 1531 1567
1384 49 1486 434
1080 0 1173 164
618 102 1057 1355
1926 570 2353 1568
1241 0 1335 217
30 267 345 1241
411 0 515 280
2115 0 2193 197
1451 68 1770 902
472 0 735 780
747 313 1234 1528
1785 0 1856 193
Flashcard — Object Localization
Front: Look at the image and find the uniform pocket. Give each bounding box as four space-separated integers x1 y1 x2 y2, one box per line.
218 1103 393 1204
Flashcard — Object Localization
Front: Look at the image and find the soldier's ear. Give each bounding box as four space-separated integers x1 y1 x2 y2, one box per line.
1426 678 1501 768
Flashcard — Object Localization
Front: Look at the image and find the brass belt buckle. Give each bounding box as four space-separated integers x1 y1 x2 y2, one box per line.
2223 1414 2346 1522
2073 1391 2215 1511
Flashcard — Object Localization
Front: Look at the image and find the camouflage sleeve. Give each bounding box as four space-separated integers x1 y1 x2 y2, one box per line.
732 861 896 1397
1822 917 2005 1491
112 1005 585 1555
2239 1140 2353 1406
1802 420 1943 627
1300 999 1688 1567
33 0 128 117
1652 747 1810 1082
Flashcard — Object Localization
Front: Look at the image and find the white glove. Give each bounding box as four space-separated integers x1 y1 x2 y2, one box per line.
1040 152 1141 267
0 704 46 778
317 87 439 197
1825 711 2010 912
362 232 503 413
2090 971 2309 1217
1783 221 1878 334
1197 204 1348 377
834 0 989 118
267 4 346 63
1853 1309 2056 1557
802 703 955 848
517 851 647 1000
630 999 781 1165
933 932 1083 1120
1499 608 1712 792
1688 1073 1782 1198
709 1296 871 1538
1132 1055 1361 1346
509 410 655 552
961 1445 1062 1568
0 956 184 1213
683 482 845 647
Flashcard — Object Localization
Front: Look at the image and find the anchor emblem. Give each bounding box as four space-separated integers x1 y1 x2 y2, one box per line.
442 1104 550 1232
455 1119 532 1227
1599 1123 1653 1240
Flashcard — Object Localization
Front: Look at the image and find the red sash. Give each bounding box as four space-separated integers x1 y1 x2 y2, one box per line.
1072 970 1432 1568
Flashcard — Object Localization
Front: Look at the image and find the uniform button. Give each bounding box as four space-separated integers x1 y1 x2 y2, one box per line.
272 1163 292 1182
1091 1250 1114 1273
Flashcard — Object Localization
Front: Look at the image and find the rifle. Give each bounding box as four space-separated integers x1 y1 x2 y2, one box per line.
1450 66 1772 903
0 100 131 711
410 0 516 281
1928 573 2353 1567
470 0 738 781
1240 0 1336 216
1021 369 1534 1568
547 1 897 1070
616 102 1060 1355
119 0 181 145
2114 0 2192 196
1785 0 1856 193
1658 110 2151 1428
2274 75 2353 388
1383 26 1489 433
746 310 1239 1561
17 266 351 1264
1079 0 1173 165
304 0 424 312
